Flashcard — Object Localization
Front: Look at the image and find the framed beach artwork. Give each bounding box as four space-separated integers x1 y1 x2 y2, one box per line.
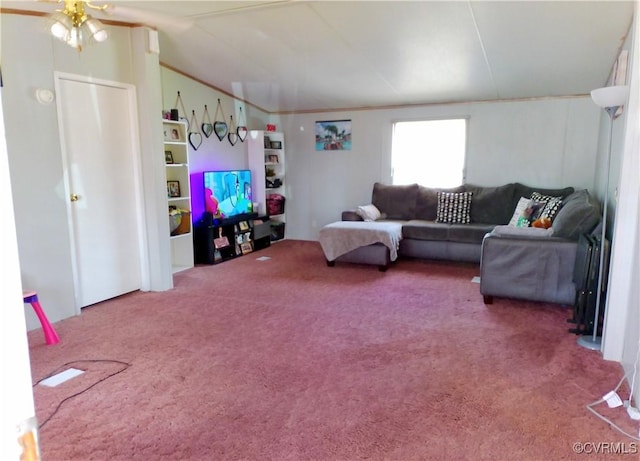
315 119 352 151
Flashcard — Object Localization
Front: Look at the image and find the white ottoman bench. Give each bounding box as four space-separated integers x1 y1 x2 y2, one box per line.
318 221 403 271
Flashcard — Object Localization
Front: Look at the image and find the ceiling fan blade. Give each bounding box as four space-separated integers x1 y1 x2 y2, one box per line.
102 4 194 33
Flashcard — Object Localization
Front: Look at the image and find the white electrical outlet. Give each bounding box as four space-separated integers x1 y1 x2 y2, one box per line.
603 390 624 408
627 406 640 420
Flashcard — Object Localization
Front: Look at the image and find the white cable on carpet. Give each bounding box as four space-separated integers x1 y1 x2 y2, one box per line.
586 370 640 442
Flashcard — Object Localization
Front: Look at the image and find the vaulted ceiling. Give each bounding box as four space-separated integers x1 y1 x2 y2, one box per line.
3 1 635 113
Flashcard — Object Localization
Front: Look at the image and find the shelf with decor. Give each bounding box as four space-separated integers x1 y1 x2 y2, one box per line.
248 131 286 241
163 120 194 273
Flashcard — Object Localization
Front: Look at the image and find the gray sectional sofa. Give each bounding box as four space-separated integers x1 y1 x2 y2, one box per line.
339 182 601 305
480 188 601 305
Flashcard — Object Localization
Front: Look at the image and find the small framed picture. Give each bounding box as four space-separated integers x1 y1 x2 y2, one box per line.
267 154 279 163
167 180 180 198
239 221 249 231
214 236 229 249
270 141 282 149
170 127 181 141
263 136 271 148
240 242 253 254
165 151 174 164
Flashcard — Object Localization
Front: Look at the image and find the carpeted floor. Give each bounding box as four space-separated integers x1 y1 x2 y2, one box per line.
28 240 637 460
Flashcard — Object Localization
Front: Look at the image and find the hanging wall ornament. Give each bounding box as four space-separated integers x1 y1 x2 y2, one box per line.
201 105 213 138
188 110 203 150
236 107 248 142
173 91 189 130
227 115 238 146
213 99 228 141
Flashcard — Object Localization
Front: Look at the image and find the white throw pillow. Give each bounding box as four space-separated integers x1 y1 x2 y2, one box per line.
508 197 532 227
356 204 382 222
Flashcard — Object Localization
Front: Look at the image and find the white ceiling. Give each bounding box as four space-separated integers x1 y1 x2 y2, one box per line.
3 1 635 113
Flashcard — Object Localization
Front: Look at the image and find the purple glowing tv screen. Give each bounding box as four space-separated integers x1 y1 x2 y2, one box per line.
203 170 253 219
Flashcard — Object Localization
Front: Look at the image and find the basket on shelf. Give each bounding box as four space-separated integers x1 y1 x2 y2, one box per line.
170 211 191 236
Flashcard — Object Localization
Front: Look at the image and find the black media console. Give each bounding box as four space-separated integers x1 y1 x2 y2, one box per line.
194 212 271 265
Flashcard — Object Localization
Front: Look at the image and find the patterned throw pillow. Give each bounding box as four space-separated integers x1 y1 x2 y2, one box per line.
436 191 473 224
531 192 564 221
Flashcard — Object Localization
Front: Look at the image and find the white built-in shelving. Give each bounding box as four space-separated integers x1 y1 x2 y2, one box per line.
248 131 286 240
163 120 194 272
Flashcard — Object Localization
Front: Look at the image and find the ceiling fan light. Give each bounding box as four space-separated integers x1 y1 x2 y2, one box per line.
590 85 629 109
83 18 108 43
67 27 83 51
49 12 72 40
47 2 109 51
51 23 70 41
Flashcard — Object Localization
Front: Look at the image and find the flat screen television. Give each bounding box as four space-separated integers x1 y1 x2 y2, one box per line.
203 170 253 220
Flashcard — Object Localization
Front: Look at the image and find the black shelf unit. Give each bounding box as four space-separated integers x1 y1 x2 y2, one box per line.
194 212 270 265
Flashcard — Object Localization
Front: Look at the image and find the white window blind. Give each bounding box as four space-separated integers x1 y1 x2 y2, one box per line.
391 119 467 188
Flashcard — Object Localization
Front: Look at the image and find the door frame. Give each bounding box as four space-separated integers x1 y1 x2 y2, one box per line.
54 72 150 313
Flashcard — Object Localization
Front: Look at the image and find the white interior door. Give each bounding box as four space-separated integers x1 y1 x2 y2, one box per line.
56 74 143 308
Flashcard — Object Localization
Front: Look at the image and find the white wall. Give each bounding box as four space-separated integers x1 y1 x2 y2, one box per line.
132 28 174 293
2 13 75 329
274 97 601 241
602 6 639 405
0 86 38 459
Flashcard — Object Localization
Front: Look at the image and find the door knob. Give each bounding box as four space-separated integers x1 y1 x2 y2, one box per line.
70 194 79 202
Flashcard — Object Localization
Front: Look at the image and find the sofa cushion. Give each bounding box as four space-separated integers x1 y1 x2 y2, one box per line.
414 185 465 221
402 220 450 240
371 182 419 219
551 189 601 240
491 225 555 238
513 183 574 206
436 191 473 224
448 223 496 244
402 221 494 244
463 183 516 224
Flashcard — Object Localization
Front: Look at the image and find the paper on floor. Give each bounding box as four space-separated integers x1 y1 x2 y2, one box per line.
39 368 84 387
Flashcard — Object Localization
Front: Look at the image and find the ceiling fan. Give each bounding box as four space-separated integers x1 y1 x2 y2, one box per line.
42 0 193 51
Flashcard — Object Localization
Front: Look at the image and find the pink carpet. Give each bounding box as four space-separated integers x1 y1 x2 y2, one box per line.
28 240 637 460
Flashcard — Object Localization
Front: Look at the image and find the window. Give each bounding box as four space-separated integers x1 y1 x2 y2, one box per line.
391 118 467 188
